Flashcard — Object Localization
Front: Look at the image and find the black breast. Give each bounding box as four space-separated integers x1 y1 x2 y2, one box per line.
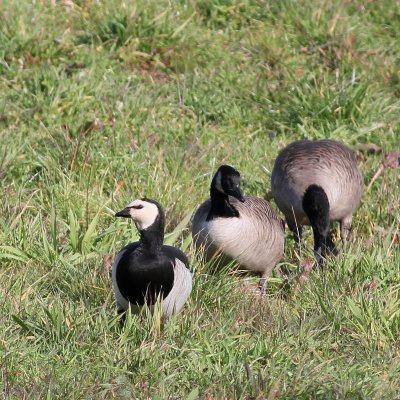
115 244 180 306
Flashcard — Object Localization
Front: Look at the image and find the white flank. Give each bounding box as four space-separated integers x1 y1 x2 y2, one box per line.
112 249 129 312
162 258 193 316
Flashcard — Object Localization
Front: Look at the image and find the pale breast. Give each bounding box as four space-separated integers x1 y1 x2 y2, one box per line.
192 196 284 273
207 198 284 272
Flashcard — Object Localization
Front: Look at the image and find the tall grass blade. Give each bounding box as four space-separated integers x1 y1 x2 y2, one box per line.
50 204 58 253
68 209 79 253
164 209 193 245
81 212 100 255
0 245 29 262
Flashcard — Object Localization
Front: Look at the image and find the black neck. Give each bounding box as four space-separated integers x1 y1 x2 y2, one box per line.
302 184 337 264
207 185 239 220
138 217 164 252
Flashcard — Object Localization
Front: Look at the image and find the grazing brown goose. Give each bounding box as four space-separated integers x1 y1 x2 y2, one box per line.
271 139 363 263
113 198 192 317
192 165 285 292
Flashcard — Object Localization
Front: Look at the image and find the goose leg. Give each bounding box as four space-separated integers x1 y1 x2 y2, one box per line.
340 216 352 242
259 272 268 295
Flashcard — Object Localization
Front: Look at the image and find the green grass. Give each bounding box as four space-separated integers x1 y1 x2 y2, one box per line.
1 0 399 398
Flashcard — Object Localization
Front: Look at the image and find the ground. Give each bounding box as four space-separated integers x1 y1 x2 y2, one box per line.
0 1 399 399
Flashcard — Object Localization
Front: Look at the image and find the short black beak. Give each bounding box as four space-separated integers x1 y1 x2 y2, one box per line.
230 188 245 203
115 208 131 218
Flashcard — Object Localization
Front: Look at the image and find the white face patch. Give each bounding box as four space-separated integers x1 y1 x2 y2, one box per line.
214 171 225 194
126 199 159 230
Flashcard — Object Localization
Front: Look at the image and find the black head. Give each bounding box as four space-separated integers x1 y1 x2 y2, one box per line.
211 165 245 202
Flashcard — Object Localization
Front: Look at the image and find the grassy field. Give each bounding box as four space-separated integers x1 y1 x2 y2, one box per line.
1 0 399 398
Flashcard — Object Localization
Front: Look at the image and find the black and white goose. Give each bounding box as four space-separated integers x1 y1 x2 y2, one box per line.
112 198 192 316
192 165 285 291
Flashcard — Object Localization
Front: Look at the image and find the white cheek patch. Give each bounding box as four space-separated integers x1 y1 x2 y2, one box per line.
129 202 159 230
214 171 225 194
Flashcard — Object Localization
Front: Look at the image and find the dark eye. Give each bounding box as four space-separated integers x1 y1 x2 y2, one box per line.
130 205 143 210
230 179 239 187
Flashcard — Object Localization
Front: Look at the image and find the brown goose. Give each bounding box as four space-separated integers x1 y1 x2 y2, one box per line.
271 139 363 263
192 165 285 291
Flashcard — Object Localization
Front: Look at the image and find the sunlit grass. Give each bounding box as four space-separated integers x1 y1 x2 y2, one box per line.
1 0 399 398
